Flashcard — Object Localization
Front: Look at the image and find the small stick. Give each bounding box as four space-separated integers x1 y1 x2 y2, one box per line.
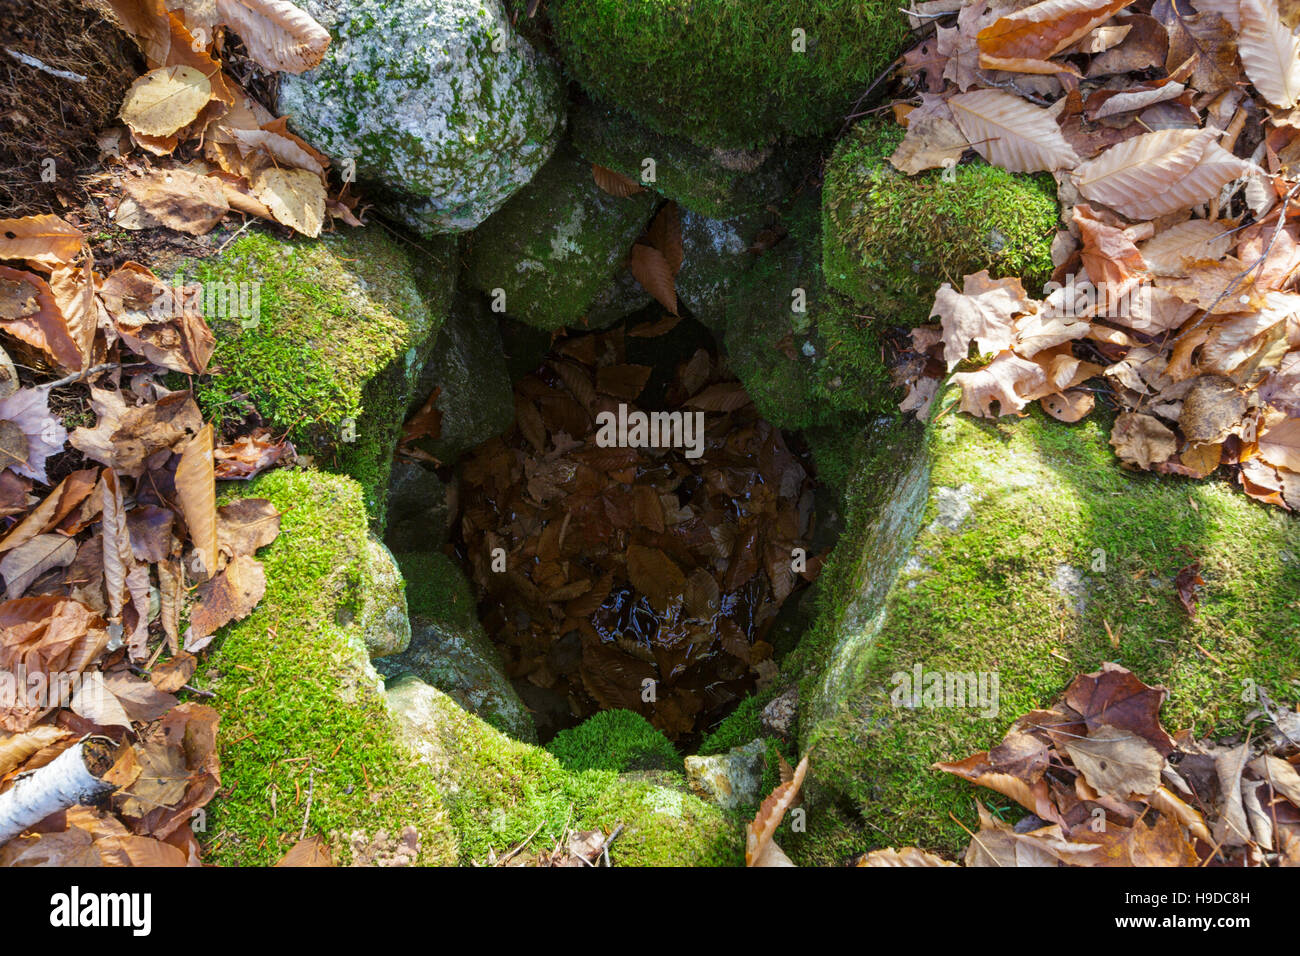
298 765 315 841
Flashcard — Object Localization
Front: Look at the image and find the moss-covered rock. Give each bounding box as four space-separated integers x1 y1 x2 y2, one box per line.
191 227 455 523
547 710 679 773
822 121 1058 326
407 290 515 465
353 537 411 659
465 144 659 330
787 394 1300 862
387 676 745 865
379 552 536 742
677 209 765 332
199 469 458 866
548 0 908 150
724 191 898 431
278 0 566 233
383 461 449 554
569 99 811 219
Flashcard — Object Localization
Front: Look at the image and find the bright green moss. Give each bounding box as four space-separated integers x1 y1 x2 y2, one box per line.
788 395 1300 860
198 469 457 866
389 678 744 865
190 227 454 522
549 0 909 150
393 551 477 629
546 710 680 773
698 694 766 756
464 144 659 330
822 120 1058 326
569 99 812 219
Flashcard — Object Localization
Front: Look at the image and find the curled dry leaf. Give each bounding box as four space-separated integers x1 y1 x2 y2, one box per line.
746 754 810 866
215 0 331 74
592 163 646 197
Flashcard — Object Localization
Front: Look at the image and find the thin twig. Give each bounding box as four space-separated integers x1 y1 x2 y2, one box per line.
298 765 315 841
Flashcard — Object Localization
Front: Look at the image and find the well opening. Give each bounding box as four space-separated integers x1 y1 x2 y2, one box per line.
445 312 825 748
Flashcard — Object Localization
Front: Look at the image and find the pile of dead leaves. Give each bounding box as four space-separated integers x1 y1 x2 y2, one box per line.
893 0 1300 509
95 0 359 238
858 663 1300 867
0 212 289 866
457 323 818 740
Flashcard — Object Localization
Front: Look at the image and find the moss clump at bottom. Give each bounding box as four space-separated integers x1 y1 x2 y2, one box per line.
549 0 908 150
787 395 1300 862
389 677 744 865
190 227 454 523
547 709 679 773
822 120 1058 327
198 468 457 866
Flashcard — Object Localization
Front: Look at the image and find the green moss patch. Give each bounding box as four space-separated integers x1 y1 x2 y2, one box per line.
190 227 454 522
725 190 900 431
547 710 680 773
549 0 908 150
389 677 744 865
198 469 457 866
788 396 1300 862
822 121 1057 327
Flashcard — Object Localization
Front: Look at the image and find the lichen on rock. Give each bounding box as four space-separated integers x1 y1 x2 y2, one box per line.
277 0 566 234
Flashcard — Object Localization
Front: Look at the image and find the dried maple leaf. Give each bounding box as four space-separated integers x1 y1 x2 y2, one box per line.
933 270 1033 370
214 427 293 479
951 351 1048 417
1109 411 1177 468
1063 662 1176 754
